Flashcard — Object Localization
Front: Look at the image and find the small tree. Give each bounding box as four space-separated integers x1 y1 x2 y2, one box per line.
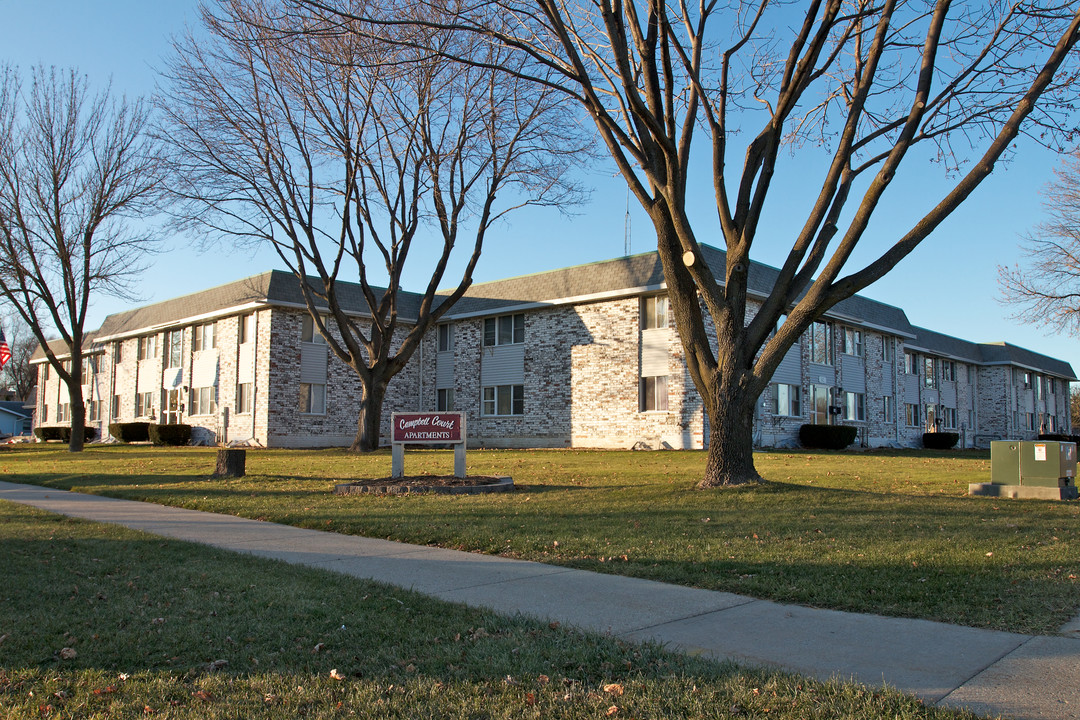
0 65 165 451
1000 151 1080 333
0 314 43 401
161 0 582 451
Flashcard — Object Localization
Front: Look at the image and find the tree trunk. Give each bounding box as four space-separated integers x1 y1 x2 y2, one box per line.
213 448 247 478
68 385 86 453
350 376 388 453
698 378 763 488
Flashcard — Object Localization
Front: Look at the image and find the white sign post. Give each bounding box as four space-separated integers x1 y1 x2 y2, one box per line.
391 412 467 478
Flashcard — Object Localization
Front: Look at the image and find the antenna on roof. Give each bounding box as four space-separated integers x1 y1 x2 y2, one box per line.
624 186 632 256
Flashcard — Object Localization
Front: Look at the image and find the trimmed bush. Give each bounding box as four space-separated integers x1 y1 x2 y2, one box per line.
109 422 151 443
149 423 192 446
33 426 98 442
799 424 858 450
922 432 959 450
1038 433 1080 446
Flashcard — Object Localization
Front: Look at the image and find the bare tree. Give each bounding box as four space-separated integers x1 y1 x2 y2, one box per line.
1000 150 1080 333
1 313 44 401
1072 385 1080 429
0 66 165 451
300 0 1080 485
160 0 583 451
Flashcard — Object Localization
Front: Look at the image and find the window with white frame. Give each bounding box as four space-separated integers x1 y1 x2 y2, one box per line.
238 314 254 344
190 386 217 416
138 334 158 360
905 403 920 427
165 329 183 368
87 400 99 422
1022 370 1032 388
882 338 894 363
483 314 525 346
808 321 833 364
941 360 956 382
639 376 669 412
236 383 253 414
841 328 863 356
844 392 865 421
56 403 70 422
771 383 801 417
923 356 936 388
135 391 154 418
112 394 120 419
299 383 326 414
640 296 668 330
882 395 894 423
482 384 524 416
301 315 327 344
941 407 957 429
82 355 96 378
904 351 919 374
437 324 453 352
194 322 216 351
437 388 455 412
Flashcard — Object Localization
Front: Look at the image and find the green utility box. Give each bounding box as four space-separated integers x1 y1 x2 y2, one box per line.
990 441 1077 488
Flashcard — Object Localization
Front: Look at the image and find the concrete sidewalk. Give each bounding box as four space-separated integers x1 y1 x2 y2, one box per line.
2 480 1076 720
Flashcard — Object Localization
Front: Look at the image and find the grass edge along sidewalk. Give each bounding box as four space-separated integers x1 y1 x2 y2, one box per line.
0 500 986 720
2 445 1078 635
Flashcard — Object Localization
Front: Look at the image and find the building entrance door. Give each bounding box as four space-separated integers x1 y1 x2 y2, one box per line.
810 385 831 425
163 389 182 425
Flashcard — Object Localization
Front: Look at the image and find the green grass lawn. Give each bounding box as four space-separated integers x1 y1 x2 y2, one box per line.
2 445 1078 634
0 501 989 719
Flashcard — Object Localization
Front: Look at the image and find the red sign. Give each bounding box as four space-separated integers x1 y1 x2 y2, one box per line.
392 412 465 444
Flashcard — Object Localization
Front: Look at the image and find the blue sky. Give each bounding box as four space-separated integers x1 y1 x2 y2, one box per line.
2 0 1077 378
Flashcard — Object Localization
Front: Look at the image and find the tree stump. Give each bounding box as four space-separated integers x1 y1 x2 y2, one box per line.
213 448 246 478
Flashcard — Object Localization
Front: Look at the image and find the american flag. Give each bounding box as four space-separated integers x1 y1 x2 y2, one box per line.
0 330 10 371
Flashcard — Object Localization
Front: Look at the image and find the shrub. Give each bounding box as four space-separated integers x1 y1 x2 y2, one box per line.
923 432 959 450
109 422 151 443
149 423 192 446
799 424 858 450
33 426 97 442
1038 433 1080 446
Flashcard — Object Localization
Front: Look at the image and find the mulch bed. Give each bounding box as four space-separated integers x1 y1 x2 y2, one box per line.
334 475 513 496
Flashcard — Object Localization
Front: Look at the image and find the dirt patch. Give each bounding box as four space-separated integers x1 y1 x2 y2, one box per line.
334 475 513 496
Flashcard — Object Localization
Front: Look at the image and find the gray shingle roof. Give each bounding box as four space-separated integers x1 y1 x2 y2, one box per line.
908 327 1076 379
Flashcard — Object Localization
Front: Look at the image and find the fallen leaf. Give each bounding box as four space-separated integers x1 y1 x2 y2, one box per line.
58 648 77 660
329 669 345 681
603 683 624 696
192 690 213 702
537 675 550 685
606 705 619 716
525 692 536 706
312 643 325 653
207 659 228 671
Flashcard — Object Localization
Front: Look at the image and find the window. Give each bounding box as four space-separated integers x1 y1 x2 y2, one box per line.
87 400 99 422
844 392 865 421
882 395 894 423
641 296 668 330
841 328 863 356
43 364 48 380
882 338 894 363
437 324 453 352
138 335 158 360
771 383 801 417
640 376 669 412
1025 412 1036 431
193 322 216 351
904 351 919 374
1047 414 1057 432
56 403 70 422
190 386 217 416
115 341 123 364
941 407 957 429
923 356 936 388
62 359 72 373
82 355 97 378
41 404 47 422
437 388 455 412
1022 371 1032 388
967 365 973 383
482 384 524 416
112 395 120 419
301 315 326 344
905 404 920 427
165 329 183 368
924 404 937 430
236 383 253 414
941 360 956 382
299 383 326 414
1049 378 1057 395
483 314 525 346
135 391 154 418
239 314 254 344
808 321 833 364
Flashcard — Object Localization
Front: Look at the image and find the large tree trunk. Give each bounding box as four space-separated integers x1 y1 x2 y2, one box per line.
350 375 388 453
699 379 762 488
68 384 86 453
